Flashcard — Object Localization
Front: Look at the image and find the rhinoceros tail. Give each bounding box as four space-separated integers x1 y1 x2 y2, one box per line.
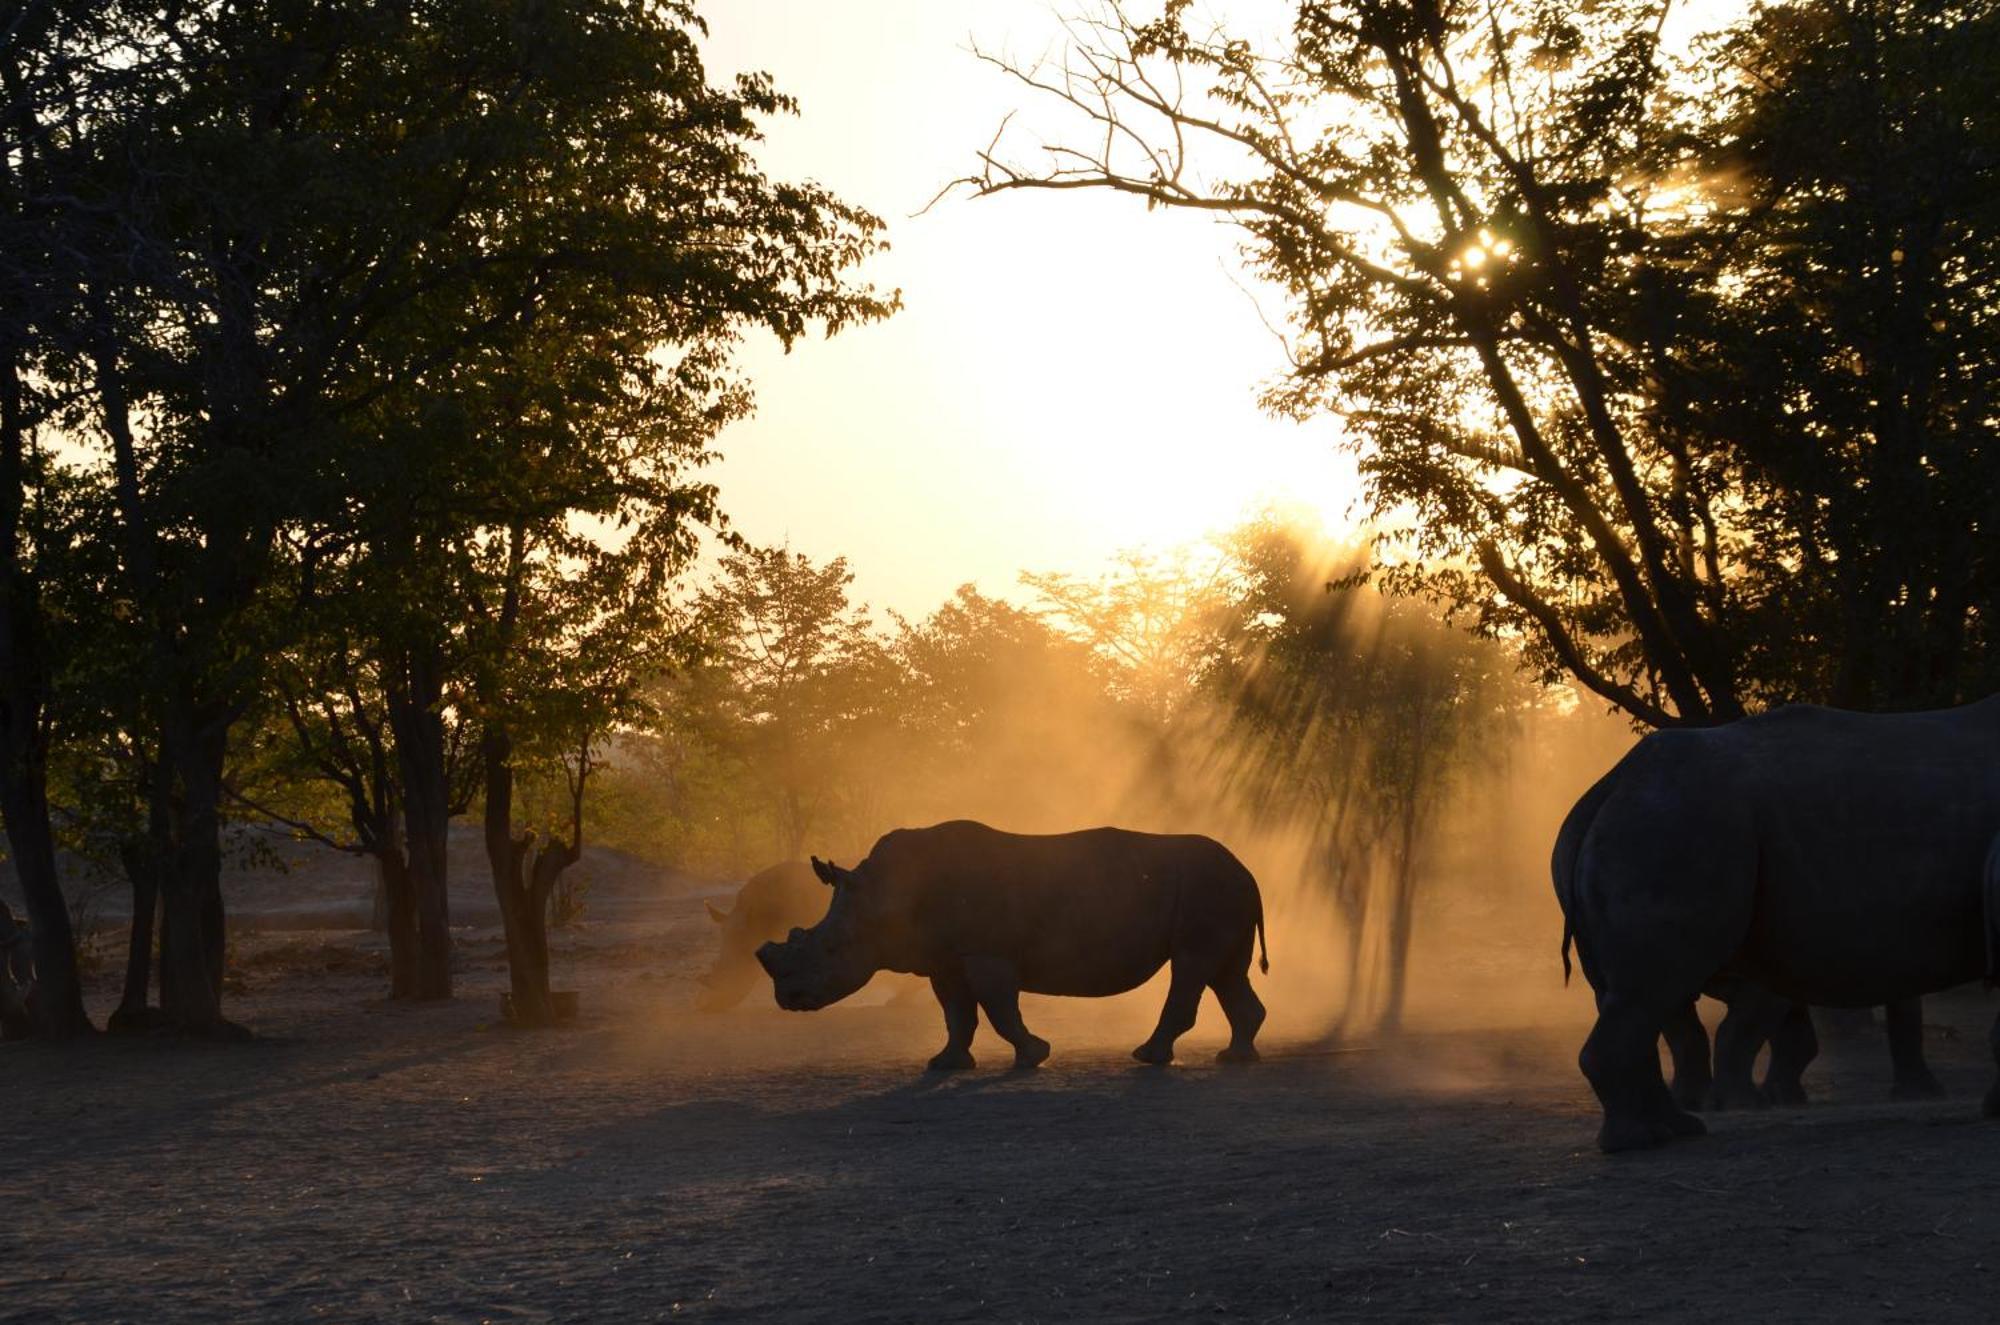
1552 761 1624 989
1257 909 1270 975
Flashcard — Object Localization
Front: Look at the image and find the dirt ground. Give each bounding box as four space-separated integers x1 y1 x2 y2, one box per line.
7 898 2000 1323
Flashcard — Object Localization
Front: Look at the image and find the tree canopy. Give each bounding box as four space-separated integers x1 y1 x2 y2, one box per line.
961 0 2000 726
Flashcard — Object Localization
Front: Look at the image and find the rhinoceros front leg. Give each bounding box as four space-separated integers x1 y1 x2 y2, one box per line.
1133 959 1204 1065
964 955 1050 1069
1886 998 1944 1100
928 970 979 1071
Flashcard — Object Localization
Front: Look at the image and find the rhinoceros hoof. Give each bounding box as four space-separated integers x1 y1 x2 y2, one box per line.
1704 1082 1766 1112
1764 1081 1809 1109
1011 1037 1051 1070
1670 1081 1710 1113
927 1048 976 1072
1597 1115 1683 1153
1891 1073 1945 1101
1215 1045 1260 1065
1657 1107 1707 1138
1131 1042 1174 1066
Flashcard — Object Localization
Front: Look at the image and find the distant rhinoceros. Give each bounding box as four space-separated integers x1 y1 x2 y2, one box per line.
756 820 1270 1070
696 861 927 1011
694 861 827 1012
1555 699 2000 1152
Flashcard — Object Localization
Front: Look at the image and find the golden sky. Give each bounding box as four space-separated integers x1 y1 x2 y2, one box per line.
700 2 1360 617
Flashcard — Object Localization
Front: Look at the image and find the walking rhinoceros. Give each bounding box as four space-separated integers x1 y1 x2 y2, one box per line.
756 820 1270 1069
1555 699 2000 1152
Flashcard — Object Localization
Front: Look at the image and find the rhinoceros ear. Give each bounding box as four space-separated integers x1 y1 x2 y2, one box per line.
705 901 729 924
810 856 838 886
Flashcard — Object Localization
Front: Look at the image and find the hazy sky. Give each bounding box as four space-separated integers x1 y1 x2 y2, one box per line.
699 2 1359 618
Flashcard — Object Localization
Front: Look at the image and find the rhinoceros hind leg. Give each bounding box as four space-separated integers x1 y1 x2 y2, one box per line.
1759 1003 1816 1108
1641 1077 1707 1140
1212 967 1264 1064
1885 999 1942 1100
1133 959 1205 1065
964 956 1050 1069
1661 1001 1711 1111
1584 994 1704 1153
1708 991 1789 1110
927 971 980 1071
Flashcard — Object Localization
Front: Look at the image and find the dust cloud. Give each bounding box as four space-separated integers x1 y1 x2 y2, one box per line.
643 518 1642 1073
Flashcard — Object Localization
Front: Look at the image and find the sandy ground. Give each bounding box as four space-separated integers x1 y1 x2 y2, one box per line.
7 898 2000 1323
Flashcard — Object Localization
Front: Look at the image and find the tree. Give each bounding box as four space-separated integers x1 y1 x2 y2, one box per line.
14 0 890 1029
231 591 477 1001
959 0 2000 727
0 0 143 1038
885 585 1113 828
1022 550 1238 725
1209 514 1523 1029
1669 0 2000 710
684 546 891 858
469 520 699 1028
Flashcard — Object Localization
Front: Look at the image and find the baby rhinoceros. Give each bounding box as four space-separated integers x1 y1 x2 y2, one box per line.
756 820 1270 1070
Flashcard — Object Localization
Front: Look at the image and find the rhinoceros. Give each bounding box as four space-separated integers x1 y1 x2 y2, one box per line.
1661 984 1939 1111
755 820 1270 1069
1555 699 2000 1152
694 861 828 1012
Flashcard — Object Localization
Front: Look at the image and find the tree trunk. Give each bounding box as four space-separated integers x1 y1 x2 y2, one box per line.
483 723 582 1029
1377 850 1421 1034
0 896 31 1039
110 837 162 1031
377 844 421 999
484 724 547 1026
1377 702 1437 1034
113 757 173 1030
387 640 452 1000
0 761 90 1039
146 716 238 1038
155 717 239 1037
0 332 89 1040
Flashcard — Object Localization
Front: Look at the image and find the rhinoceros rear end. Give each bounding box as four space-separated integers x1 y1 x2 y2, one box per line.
755 820 1269 1070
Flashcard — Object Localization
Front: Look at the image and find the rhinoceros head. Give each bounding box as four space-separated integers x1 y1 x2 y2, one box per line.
755 856 879 1011
693 900 762 1012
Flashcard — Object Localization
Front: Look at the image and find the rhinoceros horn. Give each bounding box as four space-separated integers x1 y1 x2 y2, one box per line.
810 856 840 886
